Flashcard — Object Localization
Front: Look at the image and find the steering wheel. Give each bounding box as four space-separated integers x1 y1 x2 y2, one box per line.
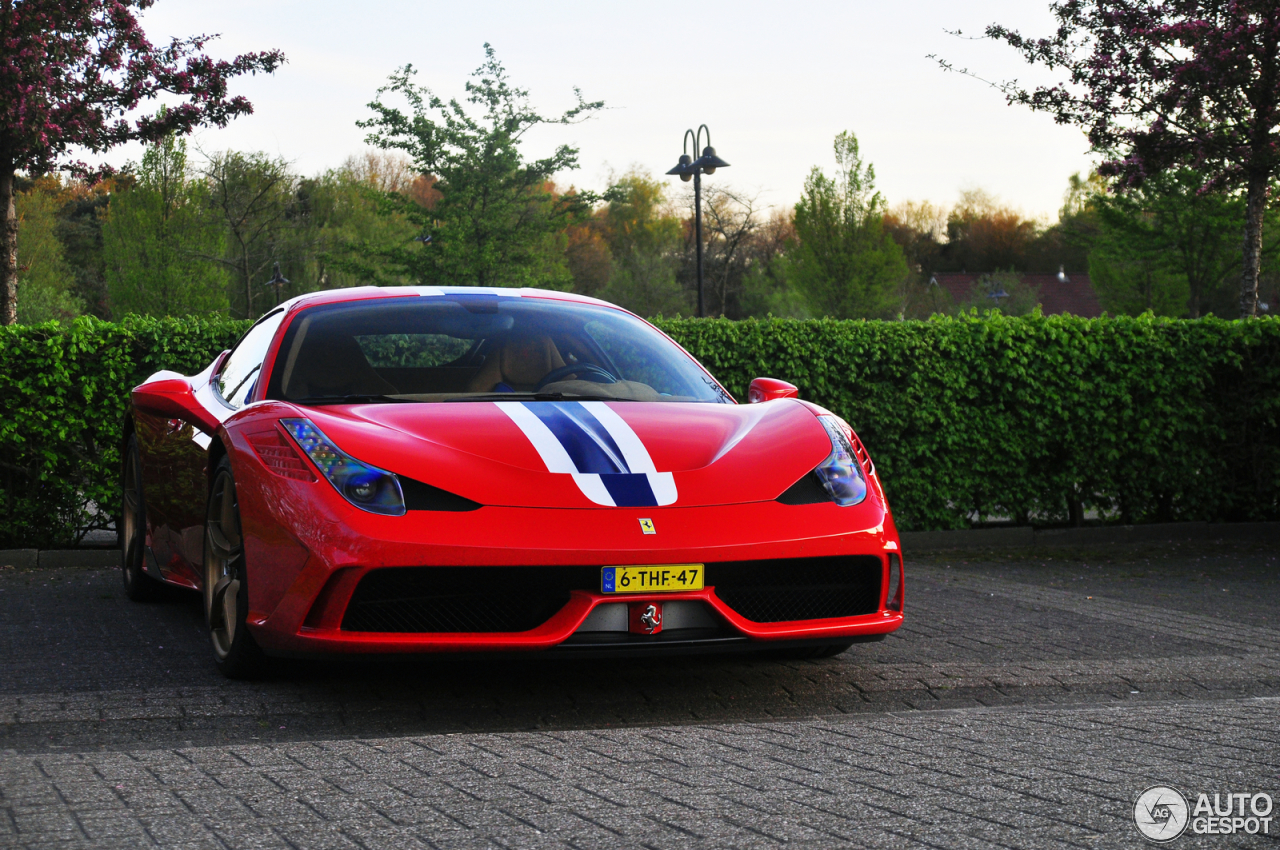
535 363 618 391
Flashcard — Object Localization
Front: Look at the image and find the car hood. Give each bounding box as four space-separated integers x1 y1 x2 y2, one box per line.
301 399 831 509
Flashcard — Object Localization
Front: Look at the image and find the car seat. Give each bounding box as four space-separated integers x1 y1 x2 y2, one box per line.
466 333 566 392
285 334 399 399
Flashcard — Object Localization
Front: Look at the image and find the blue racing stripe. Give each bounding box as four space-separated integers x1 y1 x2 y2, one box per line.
601 474 659 507
526 403 627 474
557 403 631 471
521 401 661 507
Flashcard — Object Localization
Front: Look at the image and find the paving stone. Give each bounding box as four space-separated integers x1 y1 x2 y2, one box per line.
3 543 1280 847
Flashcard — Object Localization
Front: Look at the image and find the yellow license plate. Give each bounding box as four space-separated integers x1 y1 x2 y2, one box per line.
601 564 704 594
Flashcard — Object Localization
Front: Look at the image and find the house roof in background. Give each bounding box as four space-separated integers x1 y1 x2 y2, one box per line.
929 273 1103 318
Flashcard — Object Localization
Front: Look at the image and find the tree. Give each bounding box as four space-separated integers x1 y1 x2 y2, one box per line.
957 1 1280 317
566 173 800 319
0 0 282 323
13 177 82 322
200 151 297 318
676 185 764 318
54 177 114 317
902 277 957 319
735 209 808 319
943 190 1041 273
358 44 603 288
1054 171 1107 271
563 218 612 298
884 199 947 275
339 150 419 194
289 162 421 292
1089 169 1245 317
102 134 229 317
789 131 908 318
957 270 1042 316
1089 247 1190 317
885 186 1092 282
598 173 685 314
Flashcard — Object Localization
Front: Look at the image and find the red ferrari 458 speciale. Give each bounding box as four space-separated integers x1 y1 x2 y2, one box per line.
123 286 904 676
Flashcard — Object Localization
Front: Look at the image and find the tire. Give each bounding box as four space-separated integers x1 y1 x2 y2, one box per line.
203 456 265 678
121 434 163 602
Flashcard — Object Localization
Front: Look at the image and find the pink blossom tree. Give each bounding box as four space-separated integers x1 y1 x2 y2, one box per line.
944 1 1280 317
0 0 284 324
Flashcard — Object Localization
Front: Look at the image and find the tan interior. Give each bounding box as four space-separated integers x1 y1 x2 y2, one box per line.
466 333 566 392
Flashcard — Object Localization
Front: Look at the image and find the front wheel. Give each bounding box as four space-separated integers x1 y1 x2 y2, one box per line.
121 434 162 602
204 457 264 678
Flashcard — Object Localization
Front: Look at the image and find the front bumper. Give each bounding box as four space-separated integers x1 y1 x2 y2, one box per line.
279 584 904 656
233 457 905 656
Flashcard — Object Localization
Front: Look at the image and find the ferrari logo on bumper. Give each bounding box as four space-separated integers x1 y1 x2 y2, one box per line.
639 518 656 535
630 602 663 634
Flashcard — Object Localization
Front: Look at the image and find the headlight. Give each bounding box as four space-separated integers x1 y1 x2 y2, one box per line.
813 415 868 507
281 418 406 516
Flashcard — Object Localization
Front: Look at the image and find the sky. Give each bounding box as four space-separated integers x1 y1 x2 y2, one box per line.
122 0 1100 221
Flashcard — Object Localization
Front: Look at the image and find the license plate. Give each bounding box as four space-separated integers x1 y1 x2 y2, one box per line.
601 564 704 594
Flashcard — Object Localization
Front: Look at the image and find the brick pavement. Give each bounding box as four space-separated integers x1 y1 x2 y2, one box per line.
2 700 1277 849
1 541 1277 848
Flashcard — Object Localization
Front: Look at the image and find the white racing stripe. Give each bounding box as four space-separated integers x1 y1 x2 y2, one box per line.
495 402 576 474
582 402 677 505
647 472 677 506
498 400 676 507
571 474 615 506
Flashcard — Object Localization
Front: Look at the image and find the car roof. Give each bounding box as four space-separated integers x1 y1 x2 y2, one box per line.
271 286 625 322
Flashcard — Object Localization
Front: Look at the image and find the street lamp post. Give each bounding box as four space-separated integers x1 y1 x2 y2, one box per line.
666 124 729 318
264 262 290 307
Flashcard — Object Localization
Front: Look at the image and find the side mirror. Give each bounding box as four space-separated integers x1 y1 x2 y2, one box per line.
132 375 221 436
747 377 800 404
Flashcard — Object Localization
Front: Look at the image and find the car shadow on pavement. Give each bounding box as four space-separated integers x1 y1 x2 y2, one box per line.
1 540 1276 752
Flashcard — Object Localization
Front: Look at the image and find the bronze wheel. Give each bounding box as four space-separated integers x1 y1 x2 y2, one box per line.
121 434 161 601
203 457 263 677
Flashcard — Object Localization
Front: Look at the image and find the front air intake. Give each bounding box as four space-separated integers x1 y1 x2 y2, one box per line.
886 553 902 611
341 566 597 633
707 556 882 623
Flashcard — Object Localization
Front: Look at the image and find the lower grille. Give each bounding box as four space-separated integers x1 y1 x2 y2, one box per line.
342 566 597 633
339 556 884 633
707 556 882 623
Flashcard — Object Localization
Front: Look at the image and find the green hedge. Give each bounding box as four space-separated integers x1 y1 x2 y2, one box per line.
667 313 1280 531
2 313 1277 547
0 316 248 548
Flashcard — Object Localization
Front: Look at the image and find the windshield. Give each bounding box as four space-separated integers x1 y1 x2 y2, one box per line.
265 294 731 404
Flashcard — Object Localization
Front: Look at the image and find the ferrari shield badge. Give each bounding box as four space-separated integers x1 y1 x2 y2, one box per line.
638 518 656 535
629 602 663 635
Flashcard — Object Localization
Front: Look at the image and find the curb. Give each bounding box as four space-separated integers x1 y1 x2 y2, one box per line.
0 549 118 569
901 520 1280 553
0 549 38 570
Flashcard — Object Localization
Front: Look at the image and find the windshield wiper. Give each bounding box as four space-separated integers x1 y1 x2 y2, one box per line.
290 394 410 405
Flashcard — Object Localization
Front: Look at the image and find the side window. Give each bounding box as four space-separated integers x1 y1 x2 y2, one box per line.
217 310 285 409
